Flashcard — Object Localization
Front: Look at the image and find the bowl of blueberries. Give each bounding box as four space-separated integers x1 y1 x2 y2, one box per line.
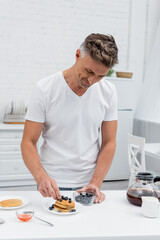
73 191 96 206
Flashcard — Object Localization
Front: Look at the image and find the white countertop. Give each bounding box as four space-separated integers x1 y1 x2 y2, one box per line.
0 190 160 240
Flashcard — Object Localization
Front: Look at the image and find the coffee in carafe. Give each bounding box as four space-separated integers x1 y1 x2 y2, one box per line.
127 189 160 206
126 172 160 207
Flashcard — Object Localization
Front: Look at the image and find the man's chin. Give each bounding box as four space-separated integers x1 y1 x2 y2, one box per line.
79 80 90 89
80 84 90 89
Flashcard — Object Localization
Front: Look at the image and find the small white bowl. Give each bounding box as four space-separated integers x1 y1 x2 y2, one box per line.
16 209 34 222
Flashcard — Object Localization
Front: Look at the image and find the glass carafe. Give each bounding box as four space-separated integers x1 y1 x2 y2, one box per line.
127 172 160 206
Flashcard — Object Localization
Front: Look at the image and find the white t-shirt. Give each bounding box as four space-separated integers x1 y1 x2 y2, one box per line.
26 71 118 187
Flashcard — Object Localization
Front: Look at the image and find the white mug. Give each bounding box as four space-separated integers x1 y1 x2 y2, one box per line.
141 196 159 218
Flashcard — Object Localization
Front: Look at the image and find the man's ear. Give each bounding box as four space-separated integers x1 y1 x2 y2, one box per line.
76 49 81 59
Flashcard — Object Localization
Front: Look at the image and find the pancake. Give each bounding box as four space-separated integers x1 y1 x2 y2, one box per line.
54 205 75 213
54 199 75 209
0 199 23 207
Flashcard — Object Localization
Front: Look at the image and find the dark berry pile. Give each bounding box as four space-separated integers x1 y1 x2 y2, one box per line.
59 196 72 203
75 192 95 205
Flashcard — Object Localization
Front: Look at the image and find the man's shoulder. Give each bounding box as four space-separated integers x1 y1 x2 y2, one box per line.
37 71 62 89
98 78 116 93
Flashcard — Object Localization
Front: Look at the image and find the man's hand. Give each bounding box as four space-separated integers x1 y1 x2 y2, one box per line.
77 183 105 204
37 175 61 200
21 120 62 200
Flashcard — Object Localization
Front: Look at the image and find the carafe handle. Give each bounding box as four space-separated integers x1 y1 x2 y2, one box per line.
154 176 160 182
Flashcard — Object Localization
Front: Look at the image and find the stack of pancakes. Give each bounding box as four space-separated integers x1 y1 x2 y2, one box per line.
53 196 75 213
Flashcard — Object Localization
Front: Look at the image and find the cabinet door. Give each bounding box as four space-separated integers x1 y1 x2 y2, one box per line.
0 126 36 187
0 152 22 159
0 138 22 145
0 144 21 151
0 130 23 139
0 160 31 175
104 110 133 180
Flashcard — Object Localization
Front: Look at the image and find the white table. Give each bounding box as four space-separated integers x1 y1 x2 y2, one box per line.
1 190 160 240
145 143 160 159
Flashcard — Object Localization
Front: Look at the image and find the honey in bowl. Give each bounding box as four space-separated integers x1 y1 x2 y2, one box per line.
17 214 33 222
16 210 34 222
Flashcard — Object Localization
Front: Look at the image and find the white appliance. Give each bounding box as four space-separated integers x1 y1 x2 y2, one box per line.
104 77 134 180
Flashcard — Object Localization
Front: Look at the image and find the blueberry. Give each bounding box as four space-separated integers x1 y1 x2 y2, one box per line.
59 199 62 202
64 197 68 200
62 196 65 199
69 200 72 203
68 198 71 201
70 209 76 212
75 196 81 202
49 206 54 210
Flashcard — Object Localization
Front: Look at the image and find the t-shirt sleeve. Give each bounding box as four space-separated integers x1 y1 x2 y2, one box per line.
25 83 46 123
104 84 118 121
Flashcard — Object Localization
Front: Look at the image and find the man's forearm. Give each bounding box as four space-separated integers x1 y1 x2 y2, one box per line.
21 140 48 184
90 140 116 188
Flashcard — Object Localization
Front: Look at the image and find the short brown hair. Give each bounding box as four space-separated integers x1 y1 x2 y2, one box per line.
80 33 118 68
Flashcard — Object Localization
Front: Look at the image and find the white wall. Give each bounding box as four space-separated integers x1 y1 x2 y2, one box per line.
0 0 132 121
130 0 160 118
0 0 159 122
143 0 160 80
129 0 147 111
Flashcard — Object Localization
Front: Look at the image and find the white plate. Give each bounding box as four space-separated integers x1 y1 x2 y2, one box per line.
0 195 29 210
44 201 81 216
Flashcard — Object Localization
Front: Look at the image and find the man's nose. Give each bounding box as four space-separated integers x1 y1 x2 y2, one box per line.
88 76 96 85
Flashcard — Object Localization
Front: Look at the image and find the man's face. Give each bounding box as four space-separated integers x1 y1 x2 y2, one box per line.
74 49 110 89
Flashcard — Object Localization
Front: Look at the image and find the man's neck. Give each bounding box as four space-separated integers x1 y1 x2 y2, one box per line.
62 67 87 96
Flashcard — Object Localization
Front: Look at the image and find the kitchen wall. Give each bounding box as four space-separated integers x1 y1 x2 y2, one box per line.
143 0 160 80
0 0 159 121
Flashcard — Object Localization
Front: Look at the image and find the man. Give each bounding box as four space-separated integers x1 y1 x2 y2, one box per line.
21 33 118 204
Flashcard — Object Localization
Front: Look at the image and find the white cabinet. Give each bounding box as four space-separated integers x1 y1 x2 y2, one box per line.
0 123 36 188
104 77 134 180
105 110 133 180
